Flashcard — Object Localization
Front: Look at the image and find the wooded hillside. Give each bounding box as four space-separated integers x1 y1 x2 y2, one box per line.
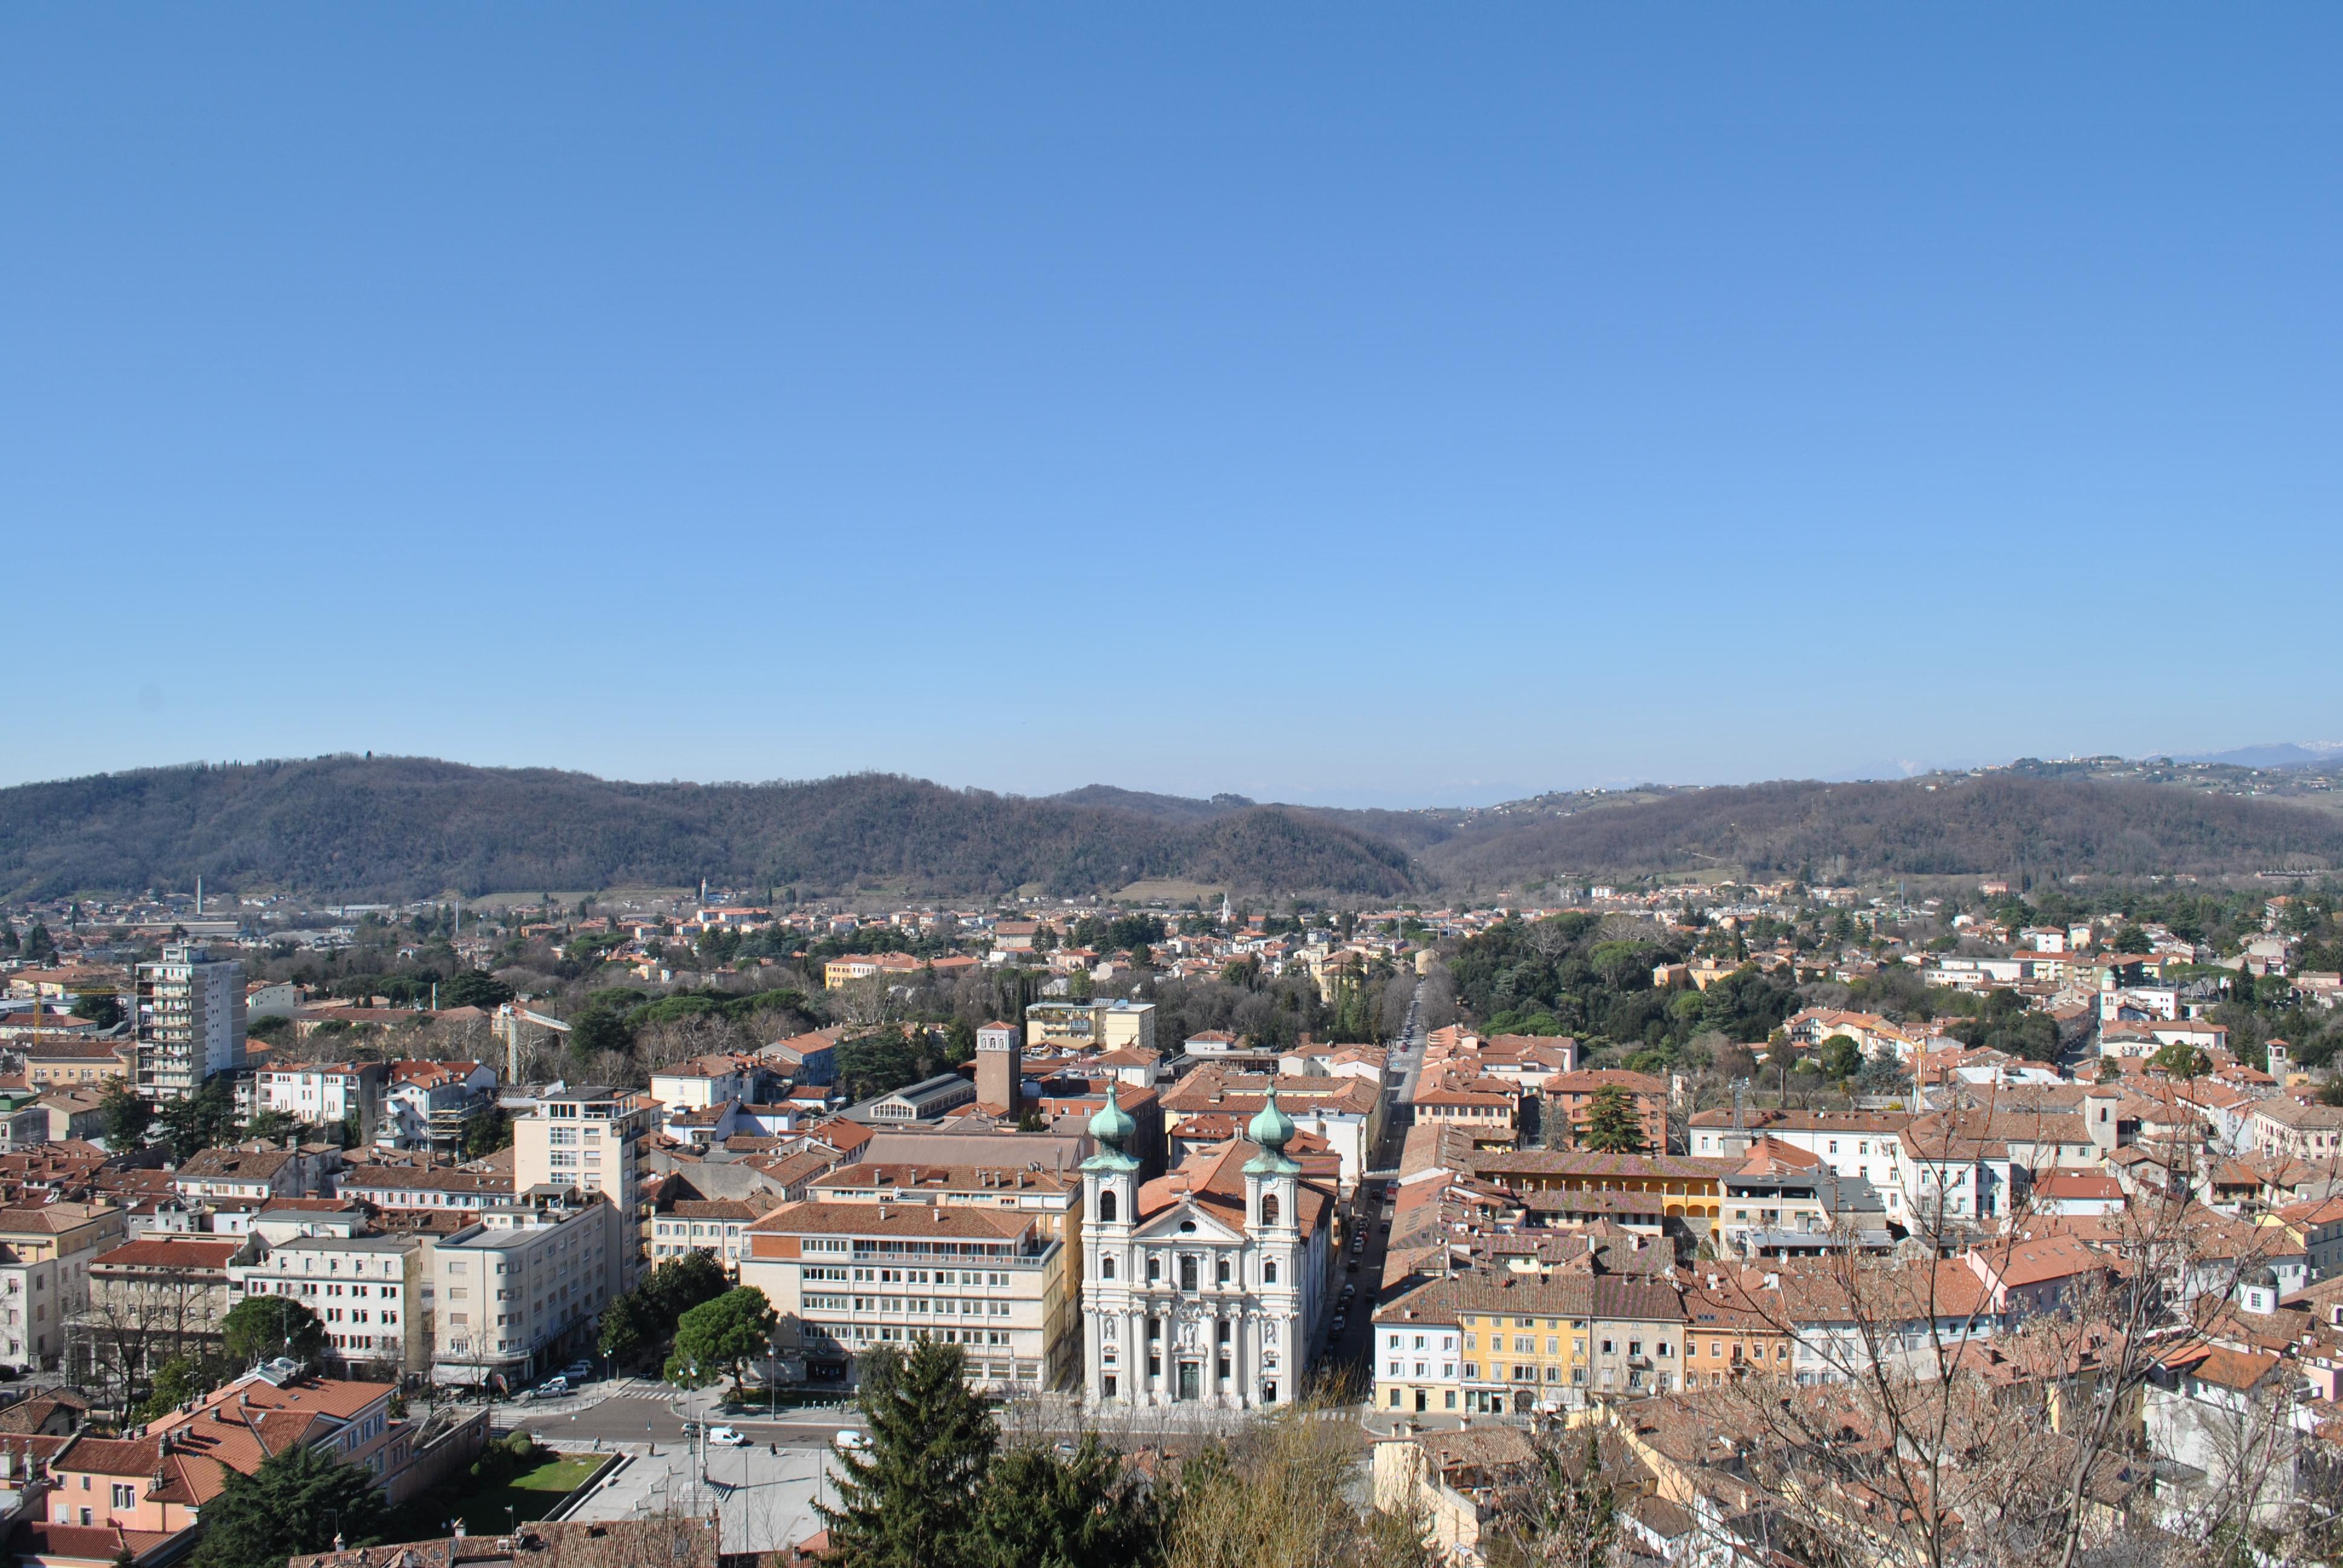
4 757 2337 901
0 758 1414 901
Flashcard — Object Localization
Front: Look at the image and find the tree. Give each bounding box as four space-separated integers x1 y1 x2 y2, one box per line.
645 1249 729 1321
2151 1042 2209 1079
969 1434 1161 1568
1487 1427 1622 1568
222 1294 329 1368
1578 1085 1647 1154
439 969 515 1009
98 1081 152 1150
21 923 56 963
664 1287 778 1396
1818 1034 1863 1083
190 1436 387 1568
462 1106 514 1158
70 991 123 1028
597 1290 654 1364
819 1339 998 1568
244 1108 300 1144
131 1354 221 1423
158 1077 238 1161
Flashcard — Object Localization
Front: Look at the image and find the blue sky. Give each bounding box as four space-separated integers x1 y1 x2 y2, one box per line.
5 8 2338 806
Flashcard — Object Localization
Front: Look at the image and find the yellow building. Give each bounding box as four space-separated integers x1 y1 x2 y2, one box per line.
1376 1266 1691 1417
1467 1149 1735 1220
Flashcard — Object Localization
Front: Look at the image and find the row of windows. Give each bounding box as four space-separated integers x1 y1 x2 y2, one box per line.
1099 1255 1277 1287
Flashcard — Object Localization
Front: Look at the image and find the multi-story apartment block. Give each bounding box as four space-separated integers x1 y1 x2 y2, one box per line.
0 1203 123 1374
134 943 247 1099
2250 1097 2343 1164
75 1235 261 1391
378 1059 498 1151
335 1160 514 1215
740 1178 1076 1393
1451 1270 1686 1414
231 1234 427 1376
647 1190 763 1275
512 1084 654 1289
1025 999 1157 1056
429 1189 624 1389
1543 1070 1671 1154
255 1061 385 1131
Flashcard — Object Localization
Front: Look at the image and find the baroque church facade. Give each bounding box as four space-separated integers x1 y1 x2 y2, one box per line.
1080 1083 1333 1408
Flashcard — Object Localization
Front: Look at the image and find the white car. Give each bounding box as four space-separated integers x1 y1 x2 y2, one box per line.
834 1428 872 1454
707 1426 749 1448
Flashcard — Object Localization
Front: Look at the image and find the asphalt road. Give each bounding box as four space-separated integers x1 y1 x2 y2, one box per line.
503 1391 862 1449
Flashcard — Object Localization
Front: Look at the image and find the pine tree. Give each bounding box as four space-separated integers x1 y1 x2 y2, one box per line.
189 1438 387 1567
1578 1084 1647 1154
818 1340 998 1568
968 1433 1161 1568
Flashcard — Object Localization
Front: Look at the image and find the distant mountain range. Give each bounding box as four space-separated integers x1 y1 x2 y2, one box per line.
2172 741 2343 771
4 755 2342 903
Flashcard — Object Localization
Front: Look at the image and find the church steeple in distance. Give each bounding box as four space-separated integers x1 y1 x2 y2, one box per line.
1244 1084 1300 1175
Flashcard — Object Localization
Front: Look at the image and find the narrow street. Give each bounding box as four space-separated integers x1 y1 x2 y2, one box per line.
1314 979 1425 1396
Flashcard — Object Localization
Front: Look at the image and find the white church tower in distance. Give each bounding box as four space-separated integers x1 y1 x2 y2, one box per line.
1081 1082 1328 1409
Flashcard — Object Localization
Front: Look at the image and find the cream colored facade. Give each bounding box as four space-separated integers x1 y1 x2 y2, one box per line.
0 1203 123 1373
231 1235 427 1376
741 1191 1077 1393
429 1189 624 1388
513 1084 655 1289
1024 999 1157 1055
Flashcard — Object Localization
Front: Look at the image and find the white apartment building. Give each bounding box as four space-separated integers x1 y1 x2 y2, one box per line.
134 943 247 1099
1688 1112 1909 1201
231 1234 426 1374
378 1060 498 1151
255 1062 383 1128
649 1054 759 1113
513 1085 655 1290
430 1189 625 1389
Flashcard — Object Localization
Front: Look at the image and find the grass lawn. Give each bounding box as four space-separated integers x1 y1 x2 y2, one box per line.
445 1453 601 1535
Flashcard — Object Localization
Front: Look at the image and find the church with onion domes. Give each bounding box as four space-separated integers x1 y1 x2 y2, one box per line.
1079 1082 1335 1408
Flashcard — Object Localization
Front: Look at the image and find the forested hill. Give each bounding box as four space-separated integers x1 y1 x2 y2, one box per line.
5 758 2339 902
0 759 1414 901
1403 774 2343 886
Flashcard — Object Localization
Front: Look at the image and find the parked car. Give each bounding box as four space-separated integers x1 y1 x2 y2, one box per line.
562 1360 594 1382
707 1426 750 1447
532 1376 568 1399
1330 1315 1346 1333
834 1428 873 1454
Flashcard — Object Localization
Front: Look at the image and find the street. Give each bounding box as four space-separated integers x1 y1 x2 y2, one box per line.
1314 979 1425 1393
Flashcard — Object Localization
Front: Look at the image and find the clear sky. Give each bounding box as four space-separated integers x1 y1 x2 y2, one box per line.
5 8 2339 806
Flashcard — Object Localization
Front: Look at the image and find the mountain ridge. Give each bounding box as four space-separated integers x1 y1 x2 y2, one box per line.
4 756 2341 903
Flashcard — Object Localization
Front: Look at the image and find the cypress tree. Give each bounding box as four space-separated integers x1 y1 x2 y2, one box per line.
818 1339 997 1568
1579 1083 1648 1154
